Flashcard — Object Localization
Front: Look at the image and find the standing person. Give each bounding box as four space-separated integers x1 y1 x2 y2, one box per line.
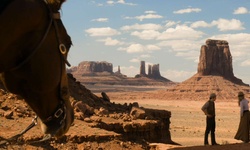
234 91 250 143
201 93 219 145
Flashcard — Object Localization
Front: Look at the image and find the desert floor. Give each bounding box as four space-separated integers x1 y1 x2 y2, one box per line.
111 99 240 145
1 84 250 150
93 84 250 149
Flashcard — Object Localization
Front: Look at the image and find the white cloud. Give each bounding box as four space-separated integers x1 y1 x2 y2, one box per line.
157 25 204 40
129 58 140 63
123 43 161 53
190 19 245 31
91 18 109 22
135 14 163 21
191 21 212 28
125 11 163 21
126 44 145 53
173 8 201 14
107 0 136 6
117 0 125 4
145 45 161 51
145 10 156 14
240 59 250 66
176 50 199 61
117 0 136 5
233 7 249 14
121 23 162 31
106 1 114 5
131 30 160 40
162 69 196 82
165 21 180 27
212 18 245 31
140 54 151 58
157 39 202 61
97 37 124 46
158 40 198 51
85 27 120 36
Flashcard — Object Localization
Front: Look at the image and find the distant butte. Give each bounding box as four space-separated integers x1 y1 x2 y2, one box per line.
135 61 171 82
67 61 174 86
157 39 250 101
198 39 247 86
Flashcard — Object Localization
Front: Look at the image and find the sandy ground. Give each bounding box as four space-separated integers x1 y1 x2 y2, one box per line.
108 96 248 149
1 83 250 149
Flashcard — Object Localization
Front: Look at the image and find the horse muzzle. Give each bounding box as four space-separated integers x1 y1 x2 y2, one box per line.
40 101 74 138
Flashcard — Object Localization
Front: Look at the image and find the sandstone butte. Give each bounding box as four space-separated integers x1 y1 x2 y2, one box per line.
67 60 174 86
161 39 250 101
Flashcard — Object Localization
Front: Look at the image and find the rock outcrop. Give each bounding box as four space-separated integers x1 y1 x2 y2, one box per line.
148 65 152 77
67 73 174 144
140 61 146 76
136 61 171 82
73 61 113 75
148 64 161 78
117 66 121 74
68 61 174 86
0 73 176 147
161 39 250 101
198 39 232 76
198 39 246 85
114 66 127 77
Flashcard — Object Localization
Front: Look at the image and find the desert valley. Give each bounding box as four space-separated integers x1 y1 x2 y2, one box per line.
1 39 250 150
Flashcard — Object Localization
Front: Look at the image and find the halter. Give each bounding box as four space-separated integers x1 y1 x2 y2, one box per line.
40 0 71 134
0 0 71 144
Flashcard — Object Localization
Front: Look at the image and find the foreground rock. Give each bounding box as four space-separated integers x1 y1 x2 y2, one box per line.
0 73 175 149
67 73 174 144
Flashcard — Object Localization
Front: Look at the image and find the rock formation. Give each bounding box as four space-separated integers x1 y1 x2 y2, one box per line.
67 73 174 144
148 65 152 77
117 66 121 74
151 64 161 78
68 61 173 86
73 61 113 75
161 39 250 101
140 61 146 76
198 39 232 76
198 39 247 85
136 61 171 82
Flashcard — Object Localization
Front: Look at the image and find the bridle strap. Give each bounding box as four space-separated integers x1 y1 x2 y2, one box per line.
50 11 71 67
9 15 53 71
0 116 38 145
39 0 70 135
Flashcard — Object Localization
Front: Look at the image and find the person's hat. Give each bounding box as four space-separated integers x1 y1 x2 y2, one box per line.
238 92 244 96
210 93 216 98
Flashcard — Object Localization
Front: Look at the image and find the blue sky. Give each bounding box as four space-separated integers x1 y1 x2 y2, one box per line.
61 0 250 84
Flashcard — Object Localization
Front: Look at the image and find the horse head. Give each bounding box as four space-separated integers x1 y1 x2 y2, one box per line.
0 0 74 138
